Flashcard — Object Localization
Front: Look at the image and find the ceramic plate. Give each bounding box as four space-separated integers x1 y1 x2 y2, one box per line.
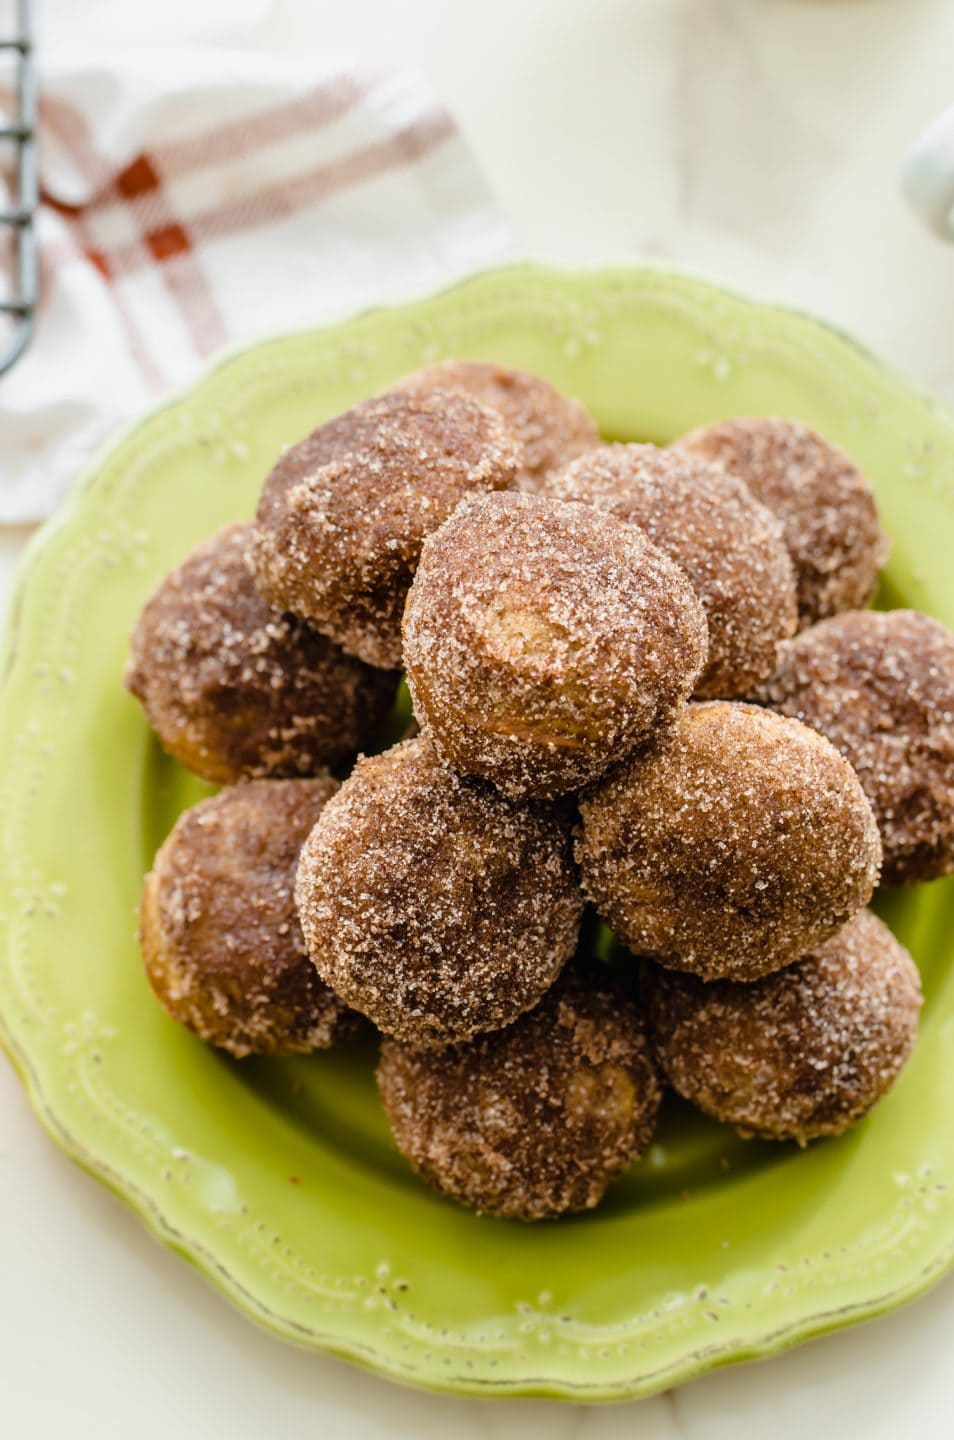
2 264 953 1401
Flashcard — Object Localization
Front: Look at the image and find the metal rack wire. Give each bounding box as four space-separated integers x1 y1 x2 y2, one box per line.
1 0 36 377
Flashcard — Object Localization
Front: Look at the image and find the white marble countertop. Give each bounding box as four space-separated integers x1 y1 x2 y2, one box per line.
3 1 954 1436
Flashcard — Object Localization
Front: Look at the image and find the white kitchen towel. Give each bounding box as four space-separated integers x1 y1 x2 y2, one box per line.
0 48 511 523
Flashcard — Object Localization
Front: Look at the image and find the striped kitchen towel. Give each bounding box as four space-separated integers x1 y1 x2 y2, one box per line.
0 50 511 523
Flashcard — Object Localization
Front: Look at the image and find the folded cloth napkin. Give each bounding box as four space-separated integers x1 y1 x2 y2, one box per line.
0 49 511 523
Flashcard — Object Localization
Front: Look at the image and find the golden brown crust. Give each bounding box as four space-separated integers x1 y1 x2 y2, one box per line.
578 701 882 981
377 964 662 1220
673 418 887 627
392 360 599 491
252 388 521 668
125 524 397 784
141 778 360 1057
294 736 583 1047
403 491 709 799
758 609 954 884
644 910 922 1143
544 443 798 698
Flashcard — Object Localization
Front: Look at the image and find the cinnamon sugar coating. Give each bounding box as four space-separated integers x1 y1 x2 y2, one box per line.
392 359 599 491
125 524 396 785
295 736 583 1047
578 702 882 981
403 491 708 799
544 443 797 698
759 609 954 884
644 910 922 1144
377 963 662 1220
140 778 360 1057
252 388 521 668
673 418 887 627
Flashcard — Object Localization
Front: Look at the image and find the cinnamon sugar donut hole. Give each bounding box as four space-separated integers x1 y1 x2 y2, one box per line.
403 491 708 799
141 778 360 1058
294 737 583 1048
672 418 887 627
377 963 662 1220
392 360 599 492
644 910 922 1144
252 388 520 668
125 524 396 785
759 609 954 885
578 702 882 982
544 443 797 698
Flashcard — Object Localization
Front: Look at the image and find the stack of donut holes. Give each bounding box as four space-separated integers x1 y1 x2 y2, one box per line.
129 361 951 1223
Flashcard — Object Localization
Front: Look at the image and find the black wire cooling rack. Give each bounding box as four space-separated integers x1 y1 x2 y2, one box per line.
1 0 36 377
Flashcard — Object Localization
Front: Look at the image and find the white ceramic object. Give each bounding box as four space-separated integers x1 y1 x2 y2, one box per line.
903 104 954 242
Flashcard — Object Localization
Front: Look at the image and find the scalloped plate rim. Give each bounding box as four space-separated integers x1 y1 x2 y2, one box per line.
3 960 953 1403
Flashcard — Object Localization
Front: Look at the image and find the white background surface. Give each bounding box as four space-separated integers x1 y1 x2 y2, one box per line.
3 1 954 1436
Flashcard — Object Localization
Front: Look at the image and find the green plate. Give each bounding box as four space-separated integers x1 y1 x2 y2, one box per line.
2 263 954 1402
